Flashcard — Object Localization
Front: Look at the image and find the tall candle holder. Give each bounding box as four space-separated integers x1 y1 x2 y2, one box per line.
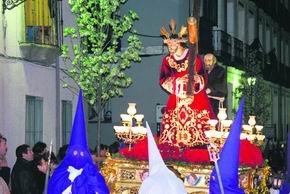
114 103 147 150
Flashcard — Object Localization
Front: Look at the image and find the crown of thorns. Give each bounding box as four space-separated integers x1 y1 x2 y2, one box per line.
160 19 187 40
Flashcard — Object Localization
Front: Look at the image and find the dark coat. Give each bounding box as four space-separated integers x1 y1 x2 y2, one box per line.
33 170 46 194
207 64 227 98
207 64 227 116
0 167 10 186
11 158 39 194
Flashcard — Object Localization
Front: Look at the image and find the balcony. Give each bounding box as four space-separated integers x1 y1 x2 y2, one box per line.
212 30 232 65
232 37 244 68
281 65 290 88
244 43 265 75
19 0 60 65
286 66 290 88
249 0 290 32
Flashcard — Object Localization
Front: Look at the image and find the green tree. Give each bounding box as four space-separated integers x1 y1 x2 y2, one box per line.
61 0 142 154
234 45 270 125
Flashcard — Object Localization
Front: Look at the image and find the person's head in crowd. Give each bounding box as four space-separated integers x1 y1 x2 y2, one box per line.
94 144 108 157
57 144 68 162
204 53 217 72
33 154 48 174
33 141 47 156
109 141 120 155
100 144 108 157
0 134 7 157
16 144 34 161
50 151 58 165
40 151 58 175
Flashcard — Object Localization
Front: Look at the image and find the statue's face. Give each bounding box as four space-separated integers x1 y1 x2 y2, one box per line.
204 54 216 71
164 39 179 54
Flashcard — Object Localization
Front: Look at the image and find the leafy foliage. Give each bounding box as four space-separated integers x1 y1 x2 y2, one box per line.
234 47 270 124
62 0 142 107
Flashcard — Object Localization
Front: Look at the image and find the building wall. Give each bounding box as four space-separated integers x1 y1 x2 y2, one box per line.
0 4 24 57
0 2 78 166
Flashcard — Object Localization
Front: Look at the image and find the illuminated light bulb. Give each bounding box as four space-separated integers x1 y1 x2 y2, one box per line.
135 114 144 121
207 119 218 129
127 103 137 116
221 120 232 128
217 108 227 120
243 124 252 132
248 115 256 126
255 125 263 132
120 114 131 122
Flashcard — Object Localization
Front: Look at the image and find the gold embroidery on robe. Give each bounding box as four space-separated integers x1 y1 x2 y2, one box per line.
167 56 189 72
159 103 210 147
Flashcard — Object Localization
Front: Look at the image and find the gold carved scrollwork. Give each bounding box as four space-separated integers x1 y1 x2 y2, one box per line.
101 157 271 194
115 186 139 194
167 56 189 72
204 175 210 186
120 169 136 180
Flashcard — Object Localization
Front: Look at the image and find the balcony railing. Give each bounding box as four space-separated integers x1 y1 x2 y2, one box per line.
232 37 244 66
25 26 57 46
22 0 58 46
204 29 289 88
212 30 232 63
281 64 290 88
19 0 60 65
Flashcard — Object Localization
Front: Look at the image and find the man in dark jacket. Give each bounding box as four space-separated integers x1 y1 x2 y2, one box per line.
11 144 38 194
0 134 10 186
204 53 227 117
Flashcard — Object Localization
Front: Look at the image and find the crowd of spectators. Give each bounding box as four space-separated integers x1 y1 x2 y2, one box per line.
0 133 120 194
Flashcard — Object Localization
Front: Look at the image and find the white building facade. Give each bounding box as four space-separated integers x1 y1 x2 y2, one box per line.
0 0 289 166
0 0 78 166
210 0 290 142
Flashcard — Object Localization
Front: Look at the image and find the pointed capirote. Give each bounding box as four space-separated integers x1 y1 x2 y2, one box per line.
138 122 187 194
209 98 245 194
48 89 109 194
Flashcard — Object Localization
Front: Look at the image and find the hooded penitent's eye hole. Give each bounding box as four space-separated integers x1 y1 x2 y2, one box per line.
73 150 78 156
80 151 84 156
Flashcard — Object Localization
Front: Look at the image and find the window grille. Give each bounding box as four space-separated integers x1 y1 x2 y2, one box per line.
25 95 43 146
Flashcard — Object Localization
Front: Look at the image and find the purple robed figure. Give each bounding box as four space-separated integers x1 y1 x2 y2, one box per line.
48 90 109 194
280 132 290 194
209 98 245 194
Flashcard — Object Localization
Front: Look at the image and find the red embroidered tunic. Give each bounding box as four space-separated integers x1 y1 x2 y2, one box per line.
159 49 215 147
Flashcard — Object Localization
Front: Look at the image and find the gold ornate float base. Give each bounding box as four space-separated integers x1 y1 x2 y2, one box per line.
101 157 270 194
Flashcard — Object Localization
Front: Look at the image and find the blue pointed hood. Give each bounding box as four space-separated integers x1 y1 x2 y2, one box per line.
209 98 245 194
287 132 290 180
280 132 290 194
69 89 87 149
48 89 109 194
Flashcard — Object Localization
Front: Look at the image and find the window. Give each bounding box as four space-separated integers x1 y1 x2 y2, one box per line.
247 10 255 44
286 40 289 66
24 0 57 45
281 39 285 64
25 96 43 146
203 0 217 26
62 100 72 145
265 24 271 52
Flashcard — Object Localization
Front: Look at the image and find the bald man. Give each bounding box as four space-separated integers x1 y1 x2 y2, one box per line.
204 53 227 117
